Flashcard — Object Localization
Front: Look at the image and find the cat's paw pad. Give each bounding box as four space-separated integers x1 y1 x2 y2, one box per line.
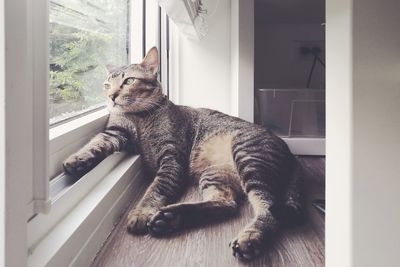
283 200 305 226
127 210 153 234
230 231 263 261
147 210 181 236
63 152 98 176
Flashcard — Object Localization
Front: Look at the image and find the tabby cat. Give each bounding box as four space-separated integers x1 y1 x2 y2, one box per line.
63 47 303 261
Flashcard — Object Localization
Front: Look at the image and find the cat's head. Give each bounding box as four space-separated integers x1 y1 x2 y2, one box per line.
103 47 164 114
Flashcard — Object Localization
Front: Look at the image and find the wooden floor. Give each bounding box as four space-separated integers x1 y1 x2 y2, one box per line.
91 157 325 267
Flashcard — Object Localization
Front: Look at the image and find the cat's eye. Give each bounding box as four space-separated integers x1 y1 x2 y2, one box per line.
104 84 111 90
123 78 135 85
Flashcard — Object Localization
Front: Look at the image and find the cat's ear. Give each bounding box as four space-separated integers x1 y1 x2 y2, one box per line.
105 64 118 74
141 47 159 75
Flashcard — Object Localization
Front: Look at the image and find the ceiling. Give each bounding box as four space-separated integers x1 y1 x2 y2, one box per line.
255 0 325 24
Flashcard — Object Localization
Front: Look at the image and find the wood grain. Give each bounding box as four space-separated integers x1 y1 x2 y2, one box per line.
91 157 325 267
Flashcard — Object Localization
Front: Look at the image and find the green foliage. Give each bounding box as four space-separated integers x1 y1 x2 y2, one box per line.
49 24 111 103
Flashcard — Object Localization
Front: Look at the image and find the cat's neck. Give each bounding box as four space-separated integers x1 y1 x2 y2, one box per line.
127 95 169 120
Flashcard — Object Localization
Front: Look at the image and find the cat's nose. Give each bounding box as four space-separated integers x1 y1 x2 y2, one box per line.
110 93 118 102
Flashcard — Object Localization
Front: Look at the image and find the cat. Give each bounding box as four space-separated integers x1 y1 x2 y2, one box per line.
63 47 304 261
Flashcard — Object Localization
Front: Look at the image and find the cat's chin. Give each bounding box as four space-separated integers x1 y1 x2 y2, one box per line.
107 104 145 114
108 104 128 113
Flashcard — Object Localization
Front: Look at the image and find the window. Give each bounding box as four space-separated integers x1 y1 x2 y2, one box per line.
48 0 169 181
27 0 169 256
1 0 205 264
49 0 131 125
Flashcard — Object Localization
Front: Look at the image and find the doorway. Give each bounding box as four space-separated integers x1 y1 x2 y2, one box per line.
254 0 326 155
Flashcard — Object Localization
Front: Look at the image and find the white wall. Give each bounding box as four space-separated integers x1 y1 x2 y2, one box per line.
172 0 232 115
255 23 325 89
0 0 5 265
352 0 400 266
3 0 37 265
327 0 400 266
171 0 254 122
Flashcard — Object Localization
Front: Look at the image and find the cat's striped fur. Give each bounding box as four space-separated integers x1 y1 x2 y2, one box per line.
63 47 304 261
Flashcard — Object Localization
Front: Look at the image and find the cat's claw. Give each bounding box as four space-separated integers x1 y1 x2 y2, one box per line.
147 210 180 236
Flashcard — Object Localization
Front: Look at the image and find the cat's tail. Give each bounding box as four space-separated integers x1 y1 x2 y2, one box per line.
281 158 306 226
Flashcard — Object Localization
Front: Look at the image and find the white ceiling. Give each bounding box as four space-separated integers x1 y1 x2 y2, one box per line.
255 0 325 24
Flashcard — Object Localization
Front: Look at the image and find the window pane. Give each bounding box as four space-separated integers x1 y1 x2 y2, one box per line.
49 0 130 125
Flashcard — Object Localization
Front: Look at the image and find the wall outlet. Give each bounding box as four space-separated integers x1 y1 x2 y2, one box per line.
294 40 325 57
300 45 322 55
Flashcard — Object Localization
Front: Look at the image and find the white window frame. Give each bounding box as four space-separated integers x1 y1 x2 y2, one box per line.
44 0 170 187
160 8 170 95
10 0 170 266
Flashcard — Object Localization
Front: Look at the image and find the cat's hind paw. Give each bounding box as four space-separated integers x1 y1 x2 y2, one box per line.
127 210 154 234
147 210 181 236
230 231 263 261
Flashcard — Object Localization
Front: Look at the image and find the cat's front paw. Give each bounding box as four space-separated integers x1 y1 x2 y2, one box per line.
230 230 264 261
63 151 99 177
127 209 154 234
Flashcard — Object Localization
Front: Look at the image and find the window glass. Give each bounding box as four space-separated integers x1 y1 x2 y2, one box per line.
49 0 130 125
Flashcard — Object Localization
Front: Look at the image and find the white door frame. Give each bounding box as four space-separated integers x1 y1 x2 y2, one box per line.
230 0 254 122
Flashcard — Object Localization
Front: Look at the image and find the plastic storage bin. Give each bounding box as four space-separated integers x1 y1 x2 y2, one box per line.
257 88 325 137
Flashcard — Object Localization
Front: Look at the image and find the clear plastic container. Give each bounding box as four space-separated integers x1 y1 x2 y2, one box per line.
257 88 325 137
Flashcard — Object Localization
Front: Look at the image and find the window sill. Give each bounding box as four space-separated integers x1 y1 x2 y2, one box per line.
27 153 143 267
48 108 110 180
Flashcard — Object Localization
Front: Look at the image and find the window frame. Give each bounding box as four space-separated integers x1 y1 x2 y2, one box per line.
45 0 169 183
27 0 170 262
45 0 171 181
